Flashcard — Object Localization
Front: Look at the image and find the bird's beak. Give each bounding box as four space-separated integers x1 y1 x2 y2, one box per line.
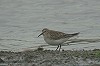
38 32 43 37
38 31 45 37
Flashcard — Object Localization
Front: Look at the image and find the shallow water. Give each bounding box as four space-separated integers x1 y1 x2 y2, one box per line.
0 0 100 51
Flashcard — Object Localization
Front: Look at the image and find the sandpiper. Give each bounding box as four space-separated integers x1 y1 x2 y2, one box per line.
38 28 79 51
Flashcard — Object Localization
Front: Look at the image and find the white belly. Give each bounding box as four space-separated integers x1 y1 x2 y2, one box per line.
44 38 68 45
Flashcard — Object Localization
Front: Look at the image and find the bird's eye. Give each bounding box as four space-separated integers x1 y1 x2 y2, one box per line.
42 28 48 32
43 30 46 32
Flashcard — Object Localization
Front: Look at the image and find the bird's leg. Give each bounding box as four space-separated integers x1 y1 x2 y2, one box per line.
56 45 59 50
59 44 61 51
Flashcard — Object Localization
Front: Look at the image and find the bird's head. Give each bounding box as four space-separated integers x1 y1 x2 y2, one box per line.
38 28 48 37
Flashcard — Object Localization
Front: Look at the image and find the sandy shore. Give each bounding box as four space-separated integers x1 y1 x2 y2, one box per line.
0 48 100 66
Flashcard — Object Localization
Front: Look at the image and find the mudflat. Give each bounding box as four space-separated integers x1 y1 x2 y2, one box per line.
0 48 100 66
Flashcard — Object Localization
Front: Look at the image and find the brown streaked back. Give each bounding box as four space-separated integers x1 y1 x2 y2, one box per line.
42 28 79 40
43 29 67 40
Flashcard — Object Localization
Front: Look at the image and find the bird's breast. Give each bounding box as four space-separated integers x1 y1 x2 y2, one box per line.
44 38 68 45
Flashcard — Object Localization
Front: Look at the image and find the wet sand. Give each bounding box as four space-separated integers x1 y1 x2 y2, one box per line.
0 48 100 66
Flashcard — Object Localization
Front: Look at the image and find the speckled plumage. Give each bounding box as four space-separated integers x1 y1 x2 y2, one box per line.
42 28 79 40
42 28 67 40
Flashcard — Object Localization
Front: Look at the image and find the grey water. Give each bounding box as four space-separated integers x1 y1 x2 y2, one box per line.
0 0 100 51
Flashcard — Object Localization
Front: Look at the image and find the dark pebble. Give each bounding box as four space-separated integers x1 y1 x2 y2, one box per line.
0 58 4 63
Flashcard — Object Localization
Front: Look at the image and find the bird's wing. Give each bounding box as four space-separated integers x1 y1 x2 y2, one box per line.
49 30 67 40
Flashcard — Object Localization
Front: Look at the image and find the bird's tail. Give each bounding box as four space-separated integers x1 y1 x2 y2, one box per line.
66 32 80 38
71 32 80 36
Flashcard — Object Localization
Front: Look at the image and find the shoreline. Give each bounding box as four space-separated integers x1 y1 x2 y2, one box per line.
0 48 100 66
